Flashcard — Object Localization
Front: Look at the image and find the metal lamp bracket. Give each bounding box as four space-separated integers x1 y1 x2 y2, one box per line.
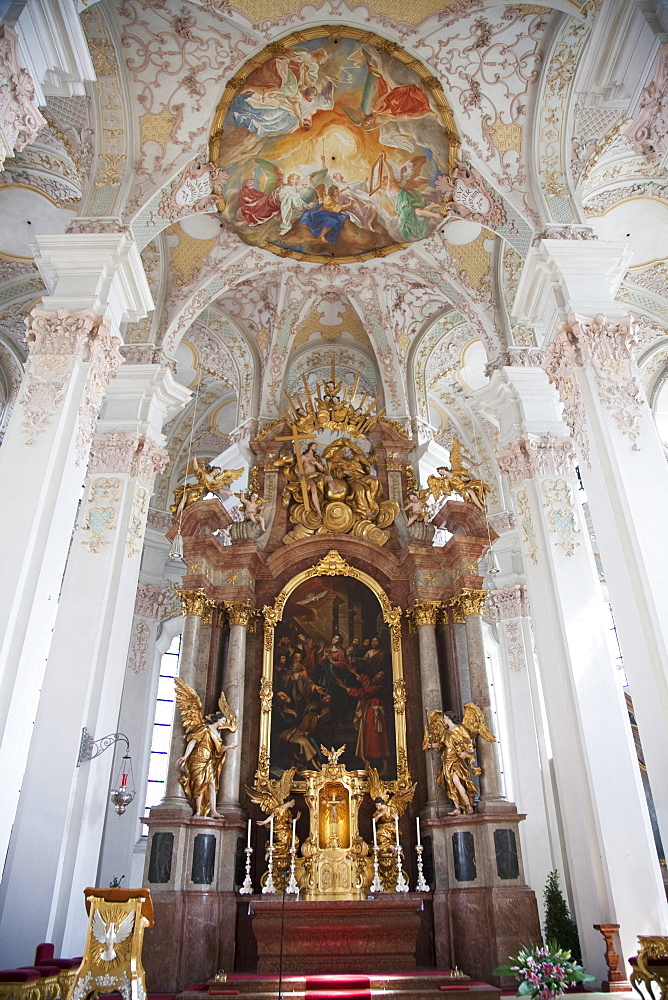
77 727 130 767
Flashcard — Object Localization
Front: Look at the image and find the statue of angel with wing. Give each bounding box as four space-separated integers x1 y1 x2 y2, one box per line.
246 767 299 884
170 457 243 520
423 703 496 815
368 767 416 888
175 678 238 818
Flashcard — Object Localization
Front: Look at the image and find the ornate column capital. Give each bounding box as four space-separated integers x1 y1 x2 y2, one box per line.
88 432 169 485
486 586 531 621
406 600 440 630
224 600 258 630
25 308 107 359
497 433 577 491
178 588 216 620
550 313 645 452
451 588 488 619
560 312 638 364
0 26 46 168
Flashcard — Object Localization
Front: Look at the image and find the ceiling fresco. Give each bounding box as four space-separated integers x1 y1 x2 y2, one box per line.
210 29 458 263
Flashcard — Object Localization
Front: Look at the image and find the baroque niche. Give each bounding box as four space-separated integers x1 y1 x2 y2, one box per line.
210 27 459 263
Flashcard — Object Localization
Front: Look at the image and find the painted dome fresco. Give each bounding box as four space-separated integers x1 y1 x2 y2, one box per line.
210 28 458 263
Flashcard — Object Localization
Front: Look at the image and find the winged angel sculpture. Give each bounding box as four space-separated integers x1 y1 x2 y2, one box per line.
246 767 298 885
368 766 416 888
175 678 238 818
423 703 495 815
170 457 243 520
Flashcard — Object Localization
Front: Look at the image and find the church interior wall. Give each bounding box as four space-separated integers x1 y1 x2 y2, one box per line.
0 0 667 987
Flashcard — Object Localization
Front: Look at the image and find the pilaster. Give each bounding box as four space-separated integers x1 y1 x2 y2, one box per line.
0 26 46 167
0 423 169 964
495 430 668 979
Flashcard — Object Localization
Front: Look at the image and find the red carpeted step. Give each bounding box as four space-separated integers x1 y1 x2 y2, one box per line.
305 976 370 991
305 993 371 1000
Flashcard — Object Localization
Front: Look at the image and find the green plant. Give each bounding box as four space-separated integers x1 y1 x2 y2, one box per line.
109 875 125 888
494 942 594 1000
544 870 582 964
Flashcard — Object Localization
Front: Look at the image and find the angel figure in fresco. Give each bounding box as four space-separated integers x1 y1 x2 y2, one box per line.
427 439 490 513
238 160 319 234
422 703 496 816
368 767 416 889
246 768 300 883
232 48 333 138
175 678 238 818
170 458 243 520
381 151 443 242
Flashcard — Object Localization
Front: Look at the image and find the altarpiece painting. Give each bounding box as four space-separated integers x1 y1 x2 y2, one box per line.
269 575 397 779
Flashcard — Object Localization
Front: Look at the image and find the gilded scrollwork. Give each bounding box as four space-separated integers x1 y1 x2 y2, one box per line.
178 588 216 618
452 588 488 618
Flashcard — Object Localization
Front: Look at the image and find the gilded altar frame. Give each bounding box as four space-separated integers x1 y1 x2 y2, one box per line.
255 550 409 788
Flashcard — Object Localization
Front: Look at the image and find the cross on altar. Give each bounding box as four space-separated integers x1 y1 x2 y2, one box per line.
276 422 317 511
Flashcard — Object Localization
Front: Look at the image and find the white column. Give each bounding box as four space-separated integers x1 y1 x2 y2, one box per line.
0 363 186 965
0 231 152 874
488 377 668 979
486 586 564 923
516 236 668 858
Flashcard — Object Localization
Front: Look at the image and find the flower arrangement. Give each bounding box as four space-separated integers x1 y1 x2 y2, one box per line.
494 942 595 1000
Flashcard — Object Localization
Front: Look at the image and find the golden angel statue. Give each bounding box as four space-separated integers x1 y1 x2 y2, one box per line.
246 767 299 886
422 703 495 815
368 767 416 889
427 439 490 513
170 457 243 519
174 678 238 818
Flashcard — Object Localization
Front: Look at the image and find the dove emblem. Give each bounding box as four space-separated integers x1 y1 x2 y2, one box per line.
92 909 135 961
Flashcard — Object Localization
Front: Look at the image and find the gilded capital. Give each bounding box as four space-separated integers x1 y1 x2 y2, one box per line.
178 588 215 618
452 588 488 619
224 600 258 629
408 600 440 628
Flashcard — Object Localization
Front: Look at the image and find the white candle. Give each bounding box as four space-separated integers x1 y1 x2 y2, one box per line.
372 816 377 849
416 816 421 847
291 817 296 852
247 817 252 850
395 815 400 848
269 813 274 849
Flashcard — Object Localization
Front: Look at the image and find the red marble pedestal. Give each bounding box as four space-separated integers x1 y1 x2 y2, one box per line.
250 895 426 973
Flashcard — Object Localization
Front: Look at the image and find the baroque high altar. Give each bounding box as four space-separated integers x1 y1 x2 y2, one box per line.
143 375 540 989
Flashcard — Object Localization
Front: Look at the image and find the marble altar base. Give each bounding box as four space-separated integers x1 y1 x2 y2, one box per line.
249 895 426 973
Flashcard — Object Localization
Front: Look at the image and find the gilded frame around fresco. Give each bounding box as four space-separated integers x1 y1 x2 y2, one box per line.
209 25 460 265
254 550 409 788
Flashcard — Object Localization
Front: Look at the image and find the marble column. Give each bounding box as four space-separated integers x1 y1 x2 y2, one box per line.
451 589 505 806
160 590 216 809
494 424 668 979
409 601 443 814
0 230 152 874
218 601 256 811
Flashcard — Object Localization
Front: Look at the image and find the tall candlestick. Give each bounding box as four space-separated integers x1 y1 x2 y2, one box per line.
269 813 274 849
247 817 252 850
372 816 377 849
416 816 421 847
291 817 296 852
395 815 400 848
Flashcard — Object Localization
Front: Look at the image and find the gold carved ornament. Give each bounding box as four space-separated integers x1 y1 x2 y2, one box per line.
170 458 243 520
407 600 441 629
451 588 488 619
66 889 153 1000
254 551 409 788
224 600 258 630
178 588 216 620
423 703 495 816
634 936 668 999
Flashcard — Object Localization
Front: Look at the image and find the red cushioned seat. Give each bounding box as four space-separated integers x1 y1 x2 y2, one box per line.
34 945 54 965
18 965 61 977
0 970 42 983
